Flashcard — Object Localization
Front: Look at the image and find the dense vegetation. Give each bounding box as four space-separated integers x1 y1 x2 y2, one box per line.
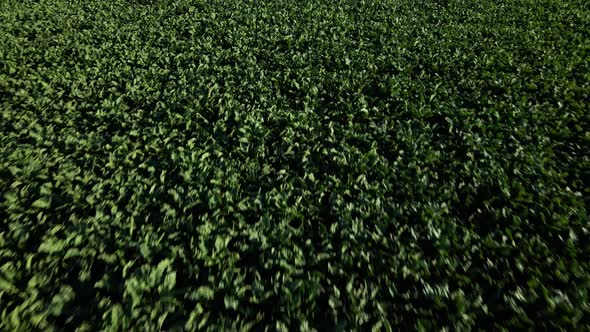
1 0 589 330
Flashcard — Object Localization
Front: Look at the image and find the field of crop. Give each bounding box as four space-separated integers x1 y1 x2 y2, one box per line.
1 0 589 329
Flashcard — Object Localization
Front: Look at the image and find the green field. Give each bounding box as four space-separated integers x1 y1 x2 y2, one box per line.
1 0 589 330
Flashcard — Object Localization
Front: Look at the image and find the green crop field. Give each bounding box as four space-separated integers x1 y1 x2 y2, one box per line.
1 0 589 330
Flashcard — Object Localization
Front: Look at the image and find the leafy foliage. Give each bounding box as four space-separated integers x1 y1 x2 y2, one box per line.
1 0 589 330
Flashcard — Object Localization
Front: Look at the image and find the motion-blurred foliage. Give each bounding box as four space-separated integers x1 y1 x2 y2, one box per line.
1 0 589 330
